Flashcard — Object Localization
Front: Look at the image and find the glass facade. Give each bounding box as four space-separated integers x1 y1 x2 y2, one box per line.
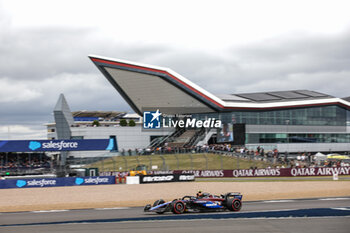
194 106 347 126
228 106 347 126
193 105 350 145
195 106 348 126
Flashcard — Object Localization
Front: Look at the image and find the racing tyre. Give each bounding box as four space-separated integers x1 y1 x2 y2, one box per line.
153 199 165 207
171 200 185 214
227 198 242 212
144 204 151 212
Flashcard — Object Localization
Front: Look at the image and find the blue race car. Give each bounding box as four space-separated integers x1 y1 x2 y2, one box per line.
144 192 242 214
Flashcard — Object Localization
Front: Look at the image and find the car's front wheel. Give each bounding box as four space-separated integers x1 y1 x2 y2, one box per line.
153 199 165 207
144 204 151 212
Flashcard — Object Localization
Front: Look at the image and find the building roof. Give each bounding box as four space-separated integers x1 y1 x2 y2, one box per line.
121 113 141 119
72 111 125 119
89 55 350 113
217 90 334 103
342 96 350 102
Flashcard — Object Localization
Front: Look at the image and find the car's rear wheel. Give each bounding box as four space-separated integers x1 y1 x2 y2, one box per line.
227 198 242 211
172 200 185 214
153 199 165 207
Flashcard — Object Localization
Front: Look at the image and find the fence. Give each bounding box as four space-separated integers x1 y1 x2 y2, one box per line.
83 151 281 172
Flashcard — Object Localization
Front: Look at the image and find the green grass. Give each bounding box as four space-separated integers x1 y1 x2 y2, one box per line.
86 153 275 172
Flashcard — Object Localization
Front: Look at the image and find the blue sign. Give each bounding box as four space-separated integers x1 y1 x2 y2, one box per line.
0 139 116 152
143 109 162 129
29 141 41 150
0 176 116 189
75 177 84 185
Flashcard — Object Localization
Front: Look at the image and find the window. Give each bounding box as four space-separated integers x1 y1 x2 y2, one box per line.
198 106 347 126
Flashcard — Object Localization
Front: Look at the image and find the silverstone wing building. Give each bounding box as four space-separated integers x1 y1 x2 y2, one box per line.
88 55 350 153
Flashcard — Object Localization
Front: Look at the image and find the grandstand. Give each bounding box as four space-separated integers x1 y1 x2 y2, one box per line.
0 152 52 176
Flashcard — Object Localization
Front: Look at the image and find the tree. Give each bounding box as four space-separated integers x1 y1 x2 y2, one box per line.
92 120 100 127
129 119 136 126
120 119 127 126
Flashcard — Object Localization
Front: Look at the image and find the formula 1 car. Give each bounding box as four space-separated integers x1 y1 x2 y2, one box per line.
144 192 242 214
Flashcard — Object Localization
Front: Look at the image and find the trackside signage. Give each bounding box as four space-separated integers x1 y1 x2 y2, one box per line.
0 139 115 152
139 174 195 184
174 167 350 178
0 176 115 189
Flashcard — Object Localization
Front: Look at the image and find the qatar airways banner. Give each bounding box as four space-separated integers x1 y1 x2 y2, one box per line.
0 139 115 152
173 167 350 178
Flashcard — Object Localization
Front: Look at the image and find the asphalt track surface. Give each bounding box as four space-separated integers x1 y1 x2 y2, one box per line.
1 197 349 233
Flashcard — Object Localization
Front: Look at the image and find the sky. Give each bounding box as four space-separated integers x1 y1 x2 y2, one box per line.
0 0 350 140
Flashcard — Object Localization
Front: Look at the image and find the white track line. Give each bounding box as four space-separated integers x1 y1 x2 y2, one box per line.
262 200 295 203
91 216 350 225
332 207 350 211
32 210 69 213
319 198 350 201
94 207 131 210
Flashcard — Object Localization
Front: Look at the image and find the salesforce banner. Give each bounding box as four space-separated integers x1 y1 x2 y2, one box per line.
0 176 115 189
0 139 115 152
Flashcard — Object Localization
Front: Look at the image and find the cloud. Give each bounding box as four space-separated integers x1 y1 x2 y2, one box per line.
0 125 46 140
1 2 349 140
0 14 175 139
0 27 97 80
0 72 132 125
152 31 350 98
224 31 350 93
237 71 350 96
0 77 42 102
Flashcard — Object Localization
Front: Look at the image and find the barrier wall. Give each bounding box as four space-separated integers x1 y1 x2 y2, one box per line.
174 167 350 178
0 176 115 189
100 167 350 179
139 174 195 184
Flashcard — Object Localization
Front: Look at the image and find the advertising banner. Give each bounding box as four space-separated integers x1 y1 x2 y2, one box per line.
0 139 115 152
174 167 350 178
139 174 195 184
0 176 115 189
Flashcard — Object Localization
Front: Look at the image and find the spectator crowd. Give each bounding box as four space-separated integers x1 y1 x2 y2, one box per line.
0 153 51 171
119 144 350 169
